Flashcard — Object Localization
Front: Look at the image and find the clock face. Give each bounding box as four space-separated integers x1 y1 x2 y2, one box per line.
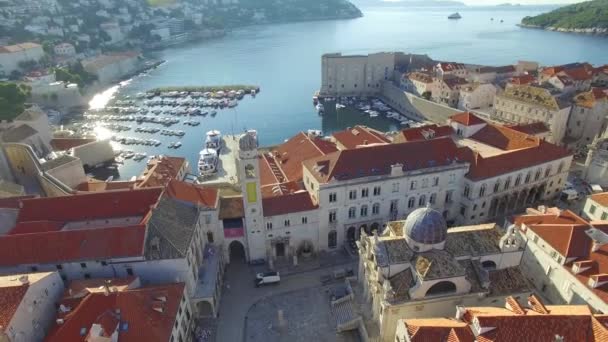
245 164 256 179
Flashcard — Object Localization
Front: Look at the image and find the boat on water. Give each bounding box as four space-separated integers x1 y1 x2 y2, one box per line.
448 12 461 19
198 148 219 176
206 130 222 150
336 103 346 110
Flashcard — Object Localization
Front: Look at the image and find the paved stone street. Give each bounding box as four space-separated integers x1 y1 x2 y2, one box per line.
215 258 358 342
245 286 359 342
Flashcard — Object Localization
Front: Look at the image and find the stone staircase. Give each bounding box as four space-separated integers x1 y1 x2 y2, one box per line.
331 296 361 332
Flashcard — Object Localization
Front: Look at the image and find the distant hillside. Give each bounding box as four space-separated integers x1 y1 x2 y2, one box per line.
350 0 465 7
521 0 608 34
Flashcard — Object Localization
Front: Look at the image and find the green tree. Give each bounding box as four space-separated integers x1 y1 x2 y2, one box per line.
0 83 31 120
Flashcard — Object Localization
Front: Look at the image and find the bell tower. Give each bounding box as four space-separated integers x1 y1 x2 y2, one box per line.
237 130 266 261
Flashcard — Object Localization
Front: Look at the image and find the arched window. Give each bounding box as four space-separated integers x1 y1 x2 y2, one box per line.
544 166 551 177
494 180 500 193
425 281 457 297
429 193 437 205
372 203 380 215
525 172 531 184
515 174 521 186
479 184 486 197
463 185 470 198
360 205 368 217
207 232 214 243
328 231 337 249
348 207 356 219
504 177 511 190
418 195 426 207
481 260 497 270
558 162 565 173
535 169 541 181
408 197 416 208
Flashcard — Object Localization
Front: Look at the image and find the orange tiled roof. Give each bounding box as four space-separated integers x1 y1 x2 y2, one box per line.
75 180 137 192
395 124 453 143
575 88 608 109
305 137 461 184
0 225 146 266
449 112 486 126
259 132 337 187
591 192 608 207
508 75 536 85
459 139 571 181
0 42 41 53
137 156 187 188
262 191 318 217
0 285 29 332
46 282 184 342
438 62 466 72
332 125 390 149
407 72 433 83
470 124 540 150
404 318 474 342
506 122 550 136
165 179 218 209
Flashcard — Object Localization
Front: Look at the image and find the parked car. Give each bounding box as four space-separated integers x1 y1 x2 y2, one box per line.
255 271 280 287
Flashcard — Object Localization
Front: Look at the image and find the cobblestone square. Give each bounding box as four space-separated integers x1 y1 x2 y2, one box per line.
245 286 360 342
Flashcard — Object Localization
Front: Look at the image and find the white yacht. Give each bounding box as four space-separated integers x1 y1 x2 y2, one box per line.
448 12 462 19
198 148 219 176
316 103 325 114
206 130 222 150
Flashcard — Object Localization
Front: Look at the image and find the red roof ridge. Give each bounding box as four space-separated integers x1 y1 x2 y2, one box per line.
526 294 549 314
505 296 526 315
450 112 486 126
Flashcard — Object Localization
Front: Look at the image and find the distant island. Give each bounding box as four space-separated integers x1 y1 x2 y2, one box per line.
520 0 608 35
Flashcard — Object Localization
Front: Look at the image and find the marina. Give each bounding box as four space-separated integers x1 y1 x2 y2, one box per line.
322 96 424 129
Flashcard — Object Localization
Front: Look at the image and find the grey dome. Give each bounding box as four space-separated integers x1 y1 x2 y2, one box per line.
404 207 447 245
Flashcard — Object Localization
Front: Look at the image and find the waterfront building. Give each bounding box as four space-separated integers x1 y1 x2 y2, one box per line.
400 72 434 97
395 295 608 341
493 84 572 144
449 112 572 225
432 75 467 108
541 63 594 92
81 51 140 85
457 82 497 111
566 88 608 149
0 188 225 318
514 207 608 313
583 192 608 222
136 155 190 188
0 271 64 342
0 42 44 76
46 277 191 342
320 52 396 96
357 207 529 342
584 135 608 187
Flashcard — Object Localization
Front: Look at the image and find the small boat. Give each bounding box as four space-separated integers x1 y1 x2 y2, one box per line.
448 12 461 19
173 141 182 149
206 130 222 150
210 110 217 117
336 103 346 110
198 148 219 176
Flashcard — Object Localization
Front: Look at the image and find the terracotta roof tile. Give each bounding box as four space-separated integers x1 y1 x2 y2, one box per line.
438 62 466 72
407 72 434 83
262 191 318 217
471 124 539 150
46 282 184 342
260 132 337 187
137 156 187 188
332 125 390 149
305 137 461 184
591 192 608 207
0 225 146 266
509 75 536 85
506 122 550 136
165 180 218 209
0 285 28 332
395 124 453 143
575 87 608 109
449 112 486 126
403 318 475 342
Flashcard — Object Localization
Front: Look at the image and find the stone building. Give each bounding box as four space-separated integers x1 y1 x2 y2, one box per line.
493 85 572 144
356 207 529 342
583 192 608 222
320 52 395 96
584 135 608 187
566 88 608 149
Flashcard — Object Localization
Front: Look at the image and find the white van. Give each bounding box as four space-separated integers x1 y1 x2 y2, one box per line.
255 271 280 287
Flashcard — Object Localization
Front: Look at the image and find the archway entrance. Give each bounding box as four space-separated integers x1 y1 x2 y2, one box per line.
275 242 285 257
197 300 214 317
425 281 457 297
347 226 357 241
229 240 246 263
481 260 497 270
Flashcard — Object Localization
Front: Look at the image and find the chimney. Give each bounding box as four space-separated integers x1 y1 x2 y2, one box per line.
455 306 467 320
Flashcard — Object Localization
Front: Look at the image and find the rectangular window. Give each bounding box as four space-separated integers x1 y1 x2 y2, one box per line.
390 200 399 212
101 261 108 266
590 205 597 214
349 190 357 200
329 192 337 203
360 206 368 217
284 220 290 227
302 217 308 224
56 264 63 270
126 268 134 276
80 263 87 269
266 222 273 230
445 190 454 203
84 273 91 279
373 186 381 196
361 188 369 198
430 194 437 205
409 181 417 190
246 182 257 203
392 183 400 192
433 177 439 186
602 212 608 220
460 206 466 216
329 210 337 223
372 203 380 215
449 174 456 184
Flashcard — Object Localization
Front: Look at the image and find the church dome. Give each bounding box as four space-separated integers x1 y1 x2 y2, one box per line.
404 207 447 245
